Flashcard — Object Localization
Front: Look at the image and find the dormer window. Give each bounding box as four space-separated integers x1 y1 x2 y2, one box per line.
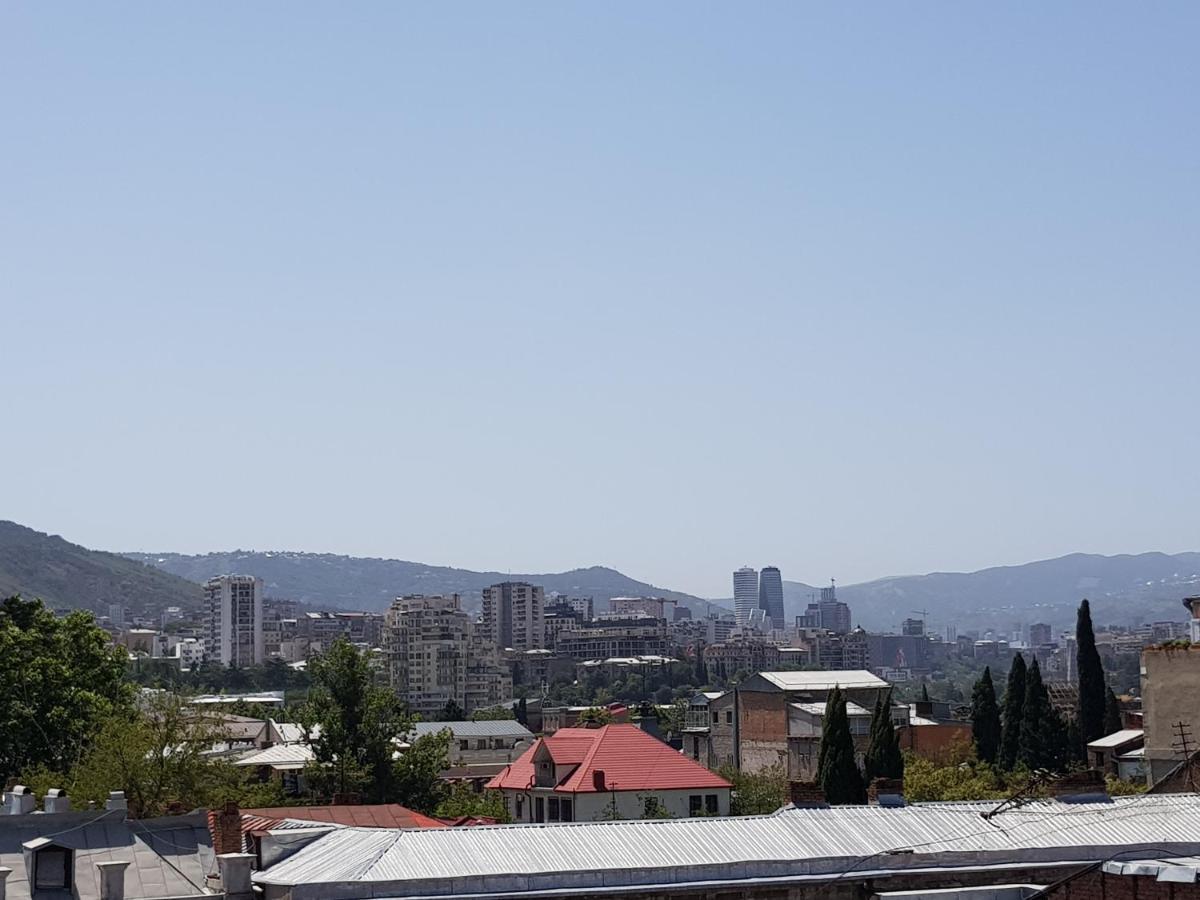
23 837 75 891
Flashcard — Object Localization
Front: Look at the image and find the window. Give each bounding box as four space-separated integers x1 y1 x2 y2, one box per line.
725 710 733 725
711 711 719 724
33 848 71 890
459 740 469 751
705 794 718 815
561 798 573 822
548 797 560 821
515 795 524 819
534 796 545 823
689 795 702 816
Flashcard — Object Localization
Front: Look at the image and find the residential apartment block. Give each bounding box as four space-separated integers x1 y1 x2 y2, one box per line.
554 616 669 660
481 582 545 651
204 575 265 666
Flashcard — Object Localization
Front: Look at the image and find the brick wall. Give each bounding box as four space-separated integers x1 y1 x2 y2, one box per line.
1043 868 1200 900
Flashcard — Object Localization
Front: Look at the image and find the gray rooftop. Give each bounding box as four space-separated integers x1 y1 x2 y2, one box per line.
750 670 890 691
253 793 1200 900
409 720 533 740
0 810 215 900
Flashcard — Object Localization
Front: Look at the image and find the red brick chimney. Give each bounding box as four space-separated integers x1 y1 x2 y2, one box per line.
789 781 827 808
209 801 243 855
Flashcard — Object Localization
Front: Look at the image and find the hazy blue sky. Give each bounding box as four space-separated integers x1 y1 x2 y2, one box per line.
3 4 1197 598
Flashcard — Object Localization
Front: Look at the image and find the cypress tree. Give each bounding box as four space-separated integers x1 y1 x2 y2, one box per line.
1018 658 1069 771
694 643 708 685
921 683 931 703
864 689 904 783
1075 599 1106 746
1104 688 1122 735
818 687 865 804
998 654 1027 770
971 667 1001 765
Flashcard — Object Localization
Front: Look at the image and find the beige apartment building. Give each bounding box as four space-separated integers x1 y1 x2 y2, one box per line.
204 575 265 667
481 582 545 651
385 594 509 717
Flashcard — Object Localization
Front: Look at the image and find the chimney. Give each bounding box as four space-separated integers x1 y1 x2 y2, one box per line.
43 789 70 814
0 866 11 900
211 802 244 856
96 861 130 900
217 853 255 900
6 787 35 815
592 770 606 791
788 781 828 809
1048 769 1108 804
868 777 905 808
105 791 128 812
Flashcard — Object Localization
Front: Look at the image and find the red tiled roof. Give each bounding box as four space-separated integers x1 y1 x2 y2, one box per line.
241 804 445 829
487 725 731 793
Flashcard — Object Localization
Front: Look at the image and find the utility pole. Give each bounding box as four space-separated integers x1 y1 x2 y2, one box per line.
1172 721 1196 792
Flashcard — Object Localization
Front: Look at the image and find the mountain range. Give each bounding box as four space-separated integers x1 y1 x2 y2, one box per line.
2 519 1198 632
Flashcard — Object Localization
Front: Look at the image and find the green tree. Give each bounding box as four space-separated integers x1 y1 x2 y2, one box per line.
818 687 865 805
998 653 1027 770
578 706 614 726
0 596 134 779
439 699 466 722
470 705 515 721
301 638 409 801
903 749 1007 802
1104 688 1123 735
863 690 903 783
1075 599 1106 746
515 697 528 727
434 782 511 822
66 693 282 817
639 794 675 818
971 667 1001 765
694 644 708 685
718 763 788 815
1018 658 1069 772
921 683 931 703
393 729 451 813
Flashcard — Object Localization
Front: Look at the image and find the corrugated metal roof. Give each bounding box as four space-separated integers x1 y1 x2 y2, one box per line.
410 721 533 740
757 670 890 691
234 743 315 768
254 794 1200 898
1086 729 1144 750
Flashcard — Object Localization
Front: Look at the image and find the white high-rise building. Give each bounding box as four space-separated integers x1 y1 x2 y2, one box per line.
733 566 759 626
203 575 265 667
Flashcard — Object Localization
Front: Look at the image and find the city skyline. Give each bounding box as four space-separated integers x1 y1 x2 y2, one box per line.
4 4 1198 599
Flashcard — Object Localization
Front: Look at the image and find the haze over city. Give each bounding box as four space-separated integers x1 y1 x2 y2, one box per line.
4 4 1197 598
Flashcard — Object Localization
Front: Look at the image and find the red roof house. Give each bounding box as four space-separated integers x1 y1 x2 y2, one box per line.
487 724 731 822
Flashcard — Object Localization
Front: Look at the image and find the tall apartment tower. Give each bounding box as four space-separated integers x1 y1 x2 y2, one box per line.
814 581 852 635
385 594 470 717
733 567 759 626
383 594 511 717
758 566 785 630
481 582 545 651
204 575 265 666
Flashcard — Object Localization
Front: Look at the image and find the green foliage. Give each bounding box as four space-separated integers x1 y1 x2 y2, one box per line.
1018 658 1069 772
516 697 528 726
998 653 1027 770
718 763 788 815
1075 599 1106 746
903 750 1008 802
439 699 466 722
921 683 930 703
1105 774 1147 796
470 705 515 721
1104 688 1123 735
971 667 1001 765
864 690 904 783
127 655 310 693
393 729 451 814
434 782 511 822
639 794 675 818
818 687 865 805
578 706 615 726
0 596 134 779
64 692 282 817
301 638 410 801
657 697 690 737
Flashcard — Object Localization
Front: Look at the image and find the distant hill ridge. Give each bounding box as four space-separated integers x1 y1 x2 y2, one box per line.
121 549 721 616
2 520 1197 631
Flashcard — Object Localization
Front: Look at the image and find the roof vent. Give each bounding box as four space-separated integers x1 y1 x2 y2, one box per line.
43 789 70 814
5 787 34 816
592 769 606 791
105 791 128 812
